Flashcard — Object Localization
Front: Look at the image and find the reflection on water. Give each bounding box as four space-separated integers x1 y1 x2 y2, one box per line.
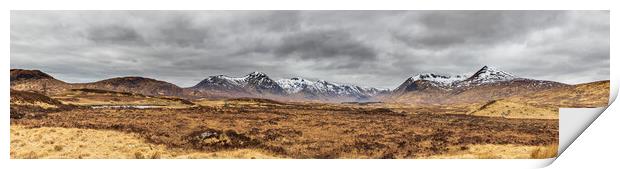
91 105 165 109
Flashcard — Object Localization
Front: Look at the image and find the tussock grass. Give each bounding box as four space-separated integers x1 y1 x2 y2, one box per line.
530 143 558 159
10 125 278 159
11 96 559 159
427 144 552 159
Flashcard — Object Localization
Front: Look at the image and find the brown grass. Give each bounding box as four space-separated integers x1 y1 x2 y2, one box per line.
427 144 552 159
530 143 558 159
52 88 194 108
468 100 558 119
12 99 558 159
10 125 278 159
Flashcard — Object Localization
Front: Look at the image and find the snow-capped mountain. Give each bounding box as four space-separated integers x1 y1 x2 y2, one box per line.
395 66 521 93
191 72 286 95
390 66 569 104
276 77 388 100
461 66 517 85
191 72 387 101
392 73 467 94
408 73 468 87
276 77 314 94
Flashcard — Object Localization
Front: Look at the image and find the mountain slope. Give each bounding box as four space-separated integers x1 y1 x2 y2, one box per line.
392 73 467 95
505 80 610 108
190 72 286 98
390 66 570 104
468 100 557 119
276 77 388 101
10 69 186 97
77 77 185 96
11 69 55 82
459 66 516 85
10 69 69 94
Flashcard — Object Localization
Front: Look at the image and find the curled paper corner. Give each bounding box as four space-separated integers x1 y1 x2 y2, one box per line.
558 107 606 155
549 79 618 166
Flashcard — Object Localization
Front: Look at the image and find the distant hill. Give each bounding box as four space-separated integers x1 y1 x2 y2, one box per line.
9 68 609 106
10 69 69 94
10 69 185 97
77 76 185 96
11 69 55 82
505 80 610 108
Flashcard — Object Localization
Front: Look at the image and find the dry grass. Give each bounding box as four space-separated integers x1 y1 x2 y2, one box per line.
427 144 553 159
468 100 558 119
530 143 558 159
10 87 563 159
52 88 194 108
10 125 278 159
507 80 610 108
12 99 558 159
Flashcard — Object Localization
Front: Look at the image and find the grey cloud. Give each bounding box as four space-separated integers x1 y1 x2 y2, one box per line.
275 29 377 61
86 25 146 46
10 11 609 88
394 11 567 49
155 17 211 48
248 11 301 32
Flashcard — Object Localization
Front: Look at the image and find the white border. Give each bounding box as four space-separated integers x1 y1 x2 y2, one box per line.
2 1 617 169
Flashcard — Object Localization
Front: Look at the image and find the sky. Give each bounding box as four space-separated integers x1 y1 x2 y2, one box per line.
10 11 609 89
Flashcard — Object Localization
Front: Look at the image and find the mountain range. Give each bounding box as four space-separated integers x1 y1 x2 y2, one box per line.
9 66 609 104
389 66 570 104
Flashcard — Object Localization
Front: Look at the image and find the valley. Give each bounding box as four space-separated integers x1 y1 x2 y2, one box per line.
9 66 609 159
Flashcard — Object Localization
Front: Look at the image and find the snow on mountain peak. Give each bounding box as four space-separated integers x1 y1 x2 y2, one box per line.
407 73 467 87
465 66 517 84
246 72 268 79
275 77 385 97
276 77 315 93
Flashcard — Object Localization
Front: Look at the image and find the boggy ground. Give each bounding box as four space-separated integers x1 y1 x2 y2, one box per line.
12 100 558 159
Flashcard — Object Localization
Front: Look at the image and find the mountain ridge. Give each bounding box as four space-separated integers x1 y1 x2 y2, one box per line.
10 66 606 104
390 66 570 104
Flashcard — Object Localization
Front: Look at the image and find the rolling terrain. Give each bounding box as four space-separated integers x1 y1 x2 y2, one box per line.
9 67 609 159
11 97 559 159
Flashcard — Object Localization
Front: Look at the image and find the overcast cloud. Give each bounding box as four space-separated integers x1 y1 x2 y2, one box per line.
10 11 609 89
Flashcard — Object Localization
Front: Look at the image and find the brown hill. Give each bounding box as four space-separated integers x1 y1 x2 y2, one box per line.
11 69 186 97
468 100 557 119
77 77 185 96
10 69 610 107
10 69 69 94
11 69 54 82
506 80 610 108
446 79 568 103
